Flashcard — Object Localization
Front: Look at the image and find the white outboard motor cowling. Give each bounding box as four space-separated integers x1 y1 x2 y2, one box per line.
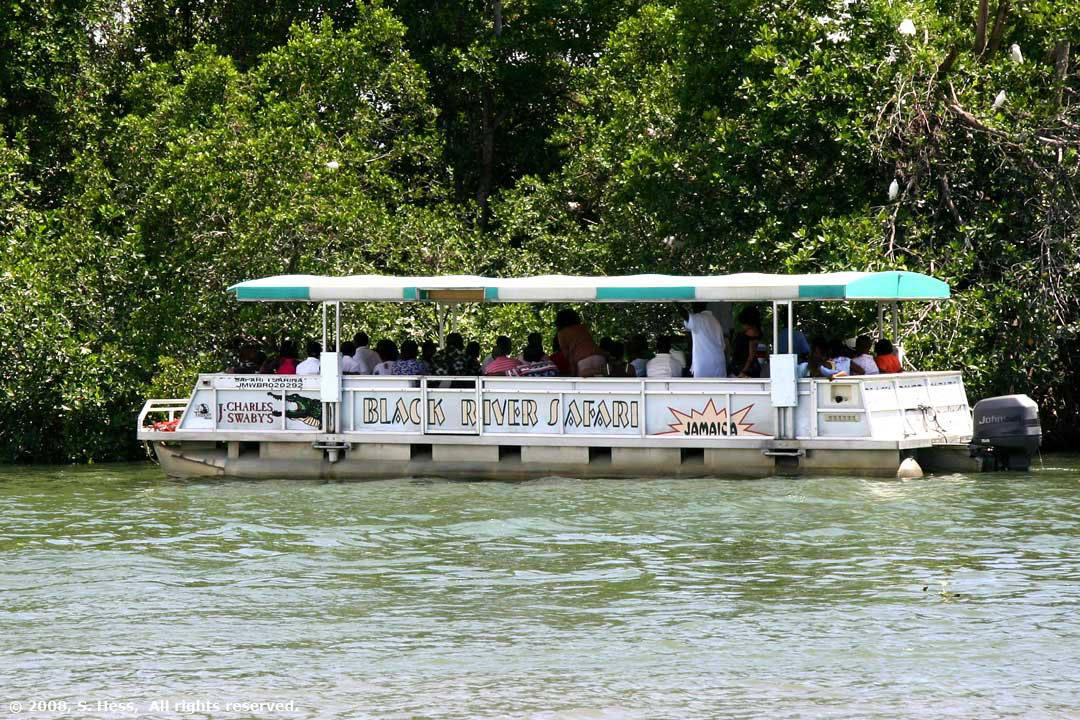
970 394 1041 471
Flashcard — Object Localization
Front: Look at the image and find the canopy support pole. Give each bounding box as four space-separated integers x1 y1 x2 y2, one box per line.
321 302 328 350
892 301 902 365
771 300 797 440
335 301 341 353
787 301 794 356
877 302 884 338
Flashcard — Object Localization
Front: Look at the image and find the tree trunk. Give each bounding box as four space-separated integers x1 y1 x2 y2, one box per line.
974 0 989 55
478 87 495 227
986 0 1010 56
1054 41 1071 109
476 0 503 228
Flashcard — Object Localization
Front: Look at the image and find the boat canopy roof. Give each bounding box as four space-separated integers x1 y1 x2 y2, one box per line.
228 271 949 304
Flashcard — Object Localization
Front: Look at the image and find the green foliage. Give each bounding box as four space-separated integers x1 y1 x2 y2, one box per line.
1 0 1079 460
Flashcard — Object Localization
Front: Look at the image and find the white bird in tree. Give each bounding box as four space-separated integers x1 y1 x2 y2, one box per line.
888 178 900 201
1010 44 1024 64
992 90 1007 110
898 19 916 36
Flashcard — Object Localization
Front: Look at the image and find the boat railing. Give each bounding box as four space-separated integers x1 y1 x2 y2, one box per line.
143 370 971 445
138 399 190 431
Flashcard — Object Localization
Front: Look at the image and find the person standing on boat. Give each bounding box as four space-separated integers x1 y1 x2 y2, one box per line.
351 332 381 374
549 335 570 375
295 341 321 374
682 302 727 377
555 309 606 377
731 307 763 378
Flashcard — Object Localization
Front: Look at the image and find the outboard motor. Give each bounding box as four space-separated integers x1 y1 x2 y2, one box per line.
970 395 1041 471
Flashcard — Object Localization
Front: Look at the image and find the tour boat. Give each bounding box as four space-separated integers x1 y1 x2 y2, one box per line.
137 272 1040 479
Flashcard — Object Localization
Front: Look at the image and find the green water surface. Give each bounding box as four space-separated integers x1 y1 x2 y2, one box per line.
1 461 1079 719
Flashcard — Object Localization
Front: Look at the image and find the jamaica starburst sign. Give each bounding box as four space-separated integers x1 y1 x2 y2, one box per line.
658 400 769 437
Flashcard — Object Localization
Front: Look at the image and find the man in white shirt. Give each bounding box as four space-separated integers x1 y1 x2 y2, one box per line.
683 303 727 377
352 331 381 374
295 341 321 374
645 336 685 378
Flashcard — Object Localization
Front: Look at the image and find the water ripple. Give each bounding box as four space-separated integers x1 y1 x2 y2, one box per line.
1 462 1079 718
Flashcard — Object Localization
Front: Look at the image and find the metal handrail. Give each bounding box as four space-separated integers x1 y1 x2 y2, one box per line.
138 399 188 428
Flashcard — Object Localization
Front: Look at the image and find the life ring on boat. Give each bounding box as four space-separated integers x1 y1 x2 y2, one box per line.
151 418 180 432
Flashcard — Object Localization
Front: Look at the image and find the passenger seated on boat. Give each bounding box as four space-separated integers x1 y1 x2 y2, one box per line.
269 340 299 375
226 344 260 374
520 332 548 362
850 335 880 375
604 339 630 377
549 335 570 375
372 340 399 375
338 341 358 373
508 346 560 377
484 342 522 376
625 334 649 378
432 333 471 376
464 341 482 373
421 340 437 367
732 306 763 377
683 302 727 378
799 338 845 379
351 332 381 374
391 339 430 375
645 336 685 378
829 339 852 374
555 308 606 377
874 338 903 374
482 336 513 373
296 341 321 374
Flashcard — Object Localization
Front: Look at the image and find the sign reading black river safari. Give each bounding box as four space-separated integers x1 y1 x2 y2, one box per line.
179 376 775 437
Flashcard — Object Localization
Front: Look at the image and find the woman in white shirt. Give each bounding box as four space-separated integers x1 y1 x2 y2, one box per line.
850 335 880 375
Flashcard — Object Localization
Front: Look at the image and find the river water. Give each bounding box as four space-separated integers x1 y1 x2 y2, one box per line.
2 461 1079 719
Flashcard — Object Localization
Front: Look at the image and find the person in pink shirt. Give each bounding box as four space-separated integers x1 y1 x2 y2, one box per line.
273 340 299 375
484 344 523 376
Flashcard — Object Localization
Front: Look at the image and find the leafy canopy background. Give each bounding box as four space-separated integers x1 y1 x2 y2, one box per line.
1 0 1078 461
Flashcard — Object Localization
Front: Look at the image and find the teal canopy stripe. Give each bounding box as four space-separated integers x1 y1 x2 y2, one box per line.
596 286 696 301
799 271 949 300
844 271 950 300
234 286 310 300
